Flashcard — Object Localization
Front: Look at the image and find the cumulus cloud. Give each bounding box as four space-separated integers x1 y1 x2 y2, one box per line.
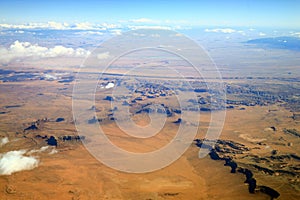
131 18 157 23
110 29 122 35
74 22 94 30
105 82 115 89
259 32 266 36
0 40 91 64
291 32 300 37
205 28 236 33
0 150 39 175
0 146 58 175
0 22 120 31
75 31 104 36
0 137 9 146
0 22 68 30
128 25 172 30
47 21 68 29
97 52 110 60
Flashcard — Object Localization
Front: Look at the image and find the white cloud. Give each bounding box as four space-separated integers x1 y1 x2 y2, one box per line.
28 146 58 155
205 28 236 33
237 30 246 35
259 32 266 36
131 18 157 23
173 33 183 37
47 21 68 29
0 137 9 146
49 148 58 155
105 82 115 89
15 30 25 34
0 20 194 31
150 34 160 38
101 23 120 29
28 146 49 154
129 25 172 30
74 22 94 30
75 31 104 36
0 150 39 175
0 22 120 31
97 52 110 60
0 40 91 64
0 22 68 30
291 32 300 37
110 29 122 35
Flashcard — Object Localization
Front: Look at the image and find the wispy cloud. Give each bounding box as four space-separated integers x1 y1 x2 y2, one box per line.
204 28 236 33
128 25 172 30
131 18 158 23
259 32 266 36
292 32 300 37
0 22 121 31
0 40 91 64
0 19 192 31
97 52 110 60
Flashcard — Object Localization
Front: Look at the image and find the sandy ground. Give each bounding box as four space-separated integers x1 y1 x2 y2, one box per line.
0 78 299 200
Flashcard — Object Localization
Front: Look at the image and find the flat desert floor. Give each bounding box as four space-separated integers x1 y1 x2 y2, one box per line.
0 67 299 200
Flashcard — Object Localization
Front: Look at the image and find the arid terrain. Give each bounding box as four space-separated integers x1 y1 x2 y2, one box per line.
0 63 299 199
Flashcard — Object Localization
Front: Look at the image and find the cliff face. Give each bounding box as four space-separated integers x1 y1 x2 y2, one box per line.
194 139 287 199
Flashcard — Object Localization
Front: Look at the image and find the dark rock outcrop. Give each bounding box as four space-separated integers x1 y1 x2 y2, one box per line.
283 128 300 138
59 135 86 142
24 124 38 131
104 96 114 101
224 158 237 173
238 168 254 183
173 118 182 124
88 116 98 124
35 134 48 139
55 117 65 122
47 136 57 146
209 149 221 160
258 186 280 200
246 178 257 194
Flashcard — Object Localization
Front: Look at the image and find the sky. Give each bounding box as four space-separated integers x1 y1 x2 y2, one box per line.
0 0 300 28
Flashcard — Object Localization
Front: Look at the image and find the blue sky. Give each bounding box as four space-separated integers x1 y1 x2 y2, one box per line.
0 0 299 28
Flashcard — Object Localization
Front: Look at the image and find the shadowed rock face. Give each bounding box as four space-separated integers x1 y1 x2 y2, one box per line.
46 136 57 146
247 178 257 194
24 124 38 131
194 139 281 199
224 158 237 173
58 135 86 142
173 118 182 124
35 134 48 139
258 186 280 200
55 117 65 122
104 96 114 101
88 116 97 124
209 149 221 160
238 168 254 183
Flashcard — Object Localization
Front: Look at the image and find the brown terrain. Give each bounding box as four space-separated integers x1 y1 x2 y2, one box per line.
0 64 299 200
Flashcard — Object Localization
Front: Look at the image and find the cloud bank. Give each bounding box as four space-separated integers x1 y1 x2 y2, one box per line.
0 22 120 31
0 150 39 175
0 40 91 64
205 28 236 33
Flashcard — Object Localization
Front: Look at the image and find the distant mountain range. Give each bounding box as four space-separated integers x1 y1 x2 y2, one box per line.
246 36 300 51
